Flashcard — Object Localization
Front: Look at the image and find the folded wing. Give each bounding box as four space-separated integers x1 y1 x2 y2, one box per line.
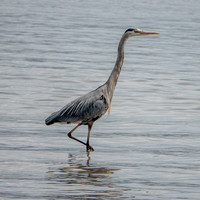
45 91 108 125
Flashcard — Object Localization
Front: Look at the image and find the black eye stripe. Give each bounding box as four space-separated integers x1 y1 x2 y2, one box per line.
125 28 134 33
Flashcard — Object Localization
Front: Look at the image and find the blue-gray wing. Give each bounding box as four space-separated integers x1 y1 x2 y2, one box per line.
45 91 108 125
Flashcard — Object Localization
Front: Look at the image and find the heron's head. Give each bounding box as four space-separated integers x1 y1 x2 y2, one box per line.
125 28 160 37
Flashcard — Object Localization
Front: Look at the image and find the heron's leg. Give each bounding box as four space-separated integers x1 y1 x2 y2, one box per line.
67 123 86 146
86 122 94 152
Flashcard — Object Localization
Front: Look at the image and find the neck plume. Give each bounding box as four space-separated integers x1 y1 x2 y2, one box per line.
106 34 129 103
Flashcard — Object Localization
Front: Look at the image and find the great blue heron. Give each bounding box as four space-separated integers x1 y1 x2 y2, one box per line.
45 28 160 151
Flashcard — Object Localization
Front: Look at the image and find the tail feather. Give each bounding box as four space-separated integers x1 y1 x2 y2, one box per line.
45 112 58 125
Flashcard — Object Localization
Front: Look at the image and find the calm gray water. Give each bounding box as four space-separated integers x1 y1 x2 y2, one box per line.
0 0 200 199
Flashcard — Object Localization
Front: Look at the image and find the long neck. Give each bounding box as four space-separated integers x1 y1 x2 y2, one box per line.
106 34 129 100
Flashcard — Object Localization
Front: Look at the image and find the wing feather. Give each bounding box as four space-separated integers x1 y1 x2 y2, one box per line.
47 91 108 124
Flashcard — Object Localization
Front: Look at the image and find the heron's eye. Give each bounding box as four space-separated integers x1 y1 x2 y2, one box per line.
134 30 140 33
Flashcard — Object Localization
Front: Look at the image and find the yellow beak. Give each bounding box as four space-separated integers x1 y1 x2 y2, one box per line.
139 31 160 35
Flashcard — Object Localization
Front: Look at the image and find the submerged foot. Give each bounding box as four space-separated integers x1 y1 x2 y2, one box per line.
86 145 94 152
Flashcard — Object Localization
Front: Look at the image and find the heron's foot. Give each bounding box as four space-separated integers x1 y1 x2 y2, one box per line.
86 145 94 152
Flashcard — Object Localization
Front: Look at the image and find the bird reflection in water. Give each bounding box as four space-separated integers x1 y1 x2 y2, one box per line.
48 153 118 181
47 153 121 199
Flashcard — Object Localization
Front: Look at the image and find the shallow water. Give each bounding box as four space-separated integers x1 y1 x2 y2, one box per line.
0 0 200 199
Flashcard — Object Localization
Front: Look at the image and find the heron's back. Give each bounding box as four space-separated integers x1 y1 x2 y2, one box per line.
45 88 109 126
